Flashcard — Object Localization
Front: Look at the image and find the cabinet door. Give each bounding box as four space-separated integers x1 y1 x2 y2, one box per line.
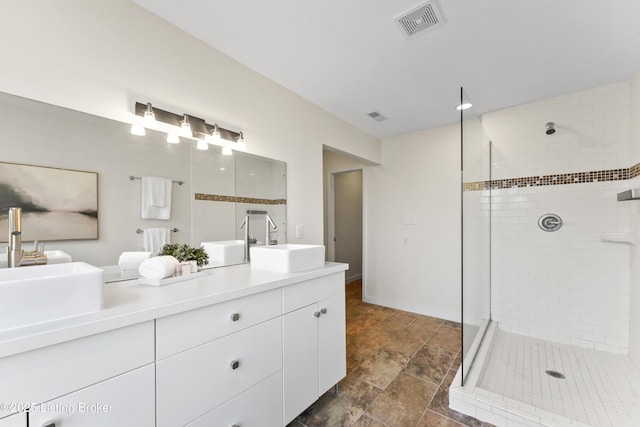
0 413 25 427
318 292 346 394
29 364 155 427
283 303 319 425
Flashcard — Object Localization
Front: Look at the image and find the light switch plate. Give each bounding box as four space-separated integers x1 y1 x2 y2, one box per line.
402 214 417 225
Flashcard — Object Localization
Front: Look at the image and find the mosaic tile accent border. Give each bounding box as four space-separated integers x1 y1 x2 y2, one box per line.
194 193 286 205
463 165 640 191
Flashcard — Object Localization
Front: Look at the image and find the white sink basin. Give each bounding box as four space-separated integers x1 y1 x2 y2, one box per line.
0 262 104 331
0 250 72 268
201 240 245 265
250 244 325 273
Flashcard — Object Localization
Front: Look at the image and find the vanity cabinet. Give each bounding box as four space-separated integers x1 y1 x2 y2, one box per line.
155 289 283 427
0 321 154 420
282 273 346 424
28 364 155 427
0 414 25 427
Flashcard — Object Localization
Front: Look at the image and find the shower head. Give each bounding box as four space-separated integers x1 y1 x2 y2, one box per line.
545 122 556 135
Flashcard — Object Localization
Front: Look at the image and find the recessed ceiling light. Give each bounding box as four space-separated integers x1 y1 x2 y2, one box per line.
456 103 472 111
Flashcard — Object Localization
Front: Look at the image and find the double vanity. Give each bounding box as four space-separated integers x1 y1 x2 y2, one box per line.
0 246 347 427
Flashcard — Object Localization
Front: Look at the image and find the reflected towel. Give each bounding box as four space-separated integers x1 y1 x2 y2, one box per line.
138 256 179 280
141 176 172 219
118 251 152 271
142 227 171 254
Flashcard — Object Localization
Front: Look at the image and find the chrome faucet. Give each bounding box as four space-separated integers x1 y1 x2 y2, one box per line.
239 215 257 262
7 207 47 267
266 214 278 245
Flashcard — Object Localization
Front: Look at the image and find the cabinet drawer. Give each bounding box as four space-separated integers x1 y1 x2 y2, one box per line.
156 288 282 359
29 364 155 427
157 317 282 427
283 272 344 313
186 371 283 427
0 321 154 418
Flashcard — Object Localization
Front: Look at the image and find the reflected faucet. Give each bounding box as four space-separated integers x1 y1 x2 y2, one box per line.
7 207 47 268
266 214 278 245
239 215 257 262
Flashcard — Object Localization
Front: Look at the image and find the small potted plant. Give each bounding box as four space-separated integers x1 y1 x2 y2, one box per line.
160 243 209 273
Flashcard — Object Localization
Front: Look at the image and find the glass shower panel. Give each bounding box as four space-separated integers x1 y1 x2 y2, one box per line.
460 88 492 384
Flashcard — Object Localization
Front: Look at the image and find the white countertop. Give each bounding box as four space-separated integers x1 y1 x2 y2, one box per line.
0 262 348 359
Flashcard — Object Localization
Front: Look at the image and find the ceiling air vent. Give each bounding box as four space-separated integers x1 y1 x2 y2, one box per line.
367 111 388 122
394 1 445 39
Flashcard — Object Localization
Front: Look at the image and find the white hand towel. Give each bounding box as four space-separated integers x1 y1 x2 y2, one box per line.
118 251 152 271
141 176 172 219
142 227 171 254
138 256 179 280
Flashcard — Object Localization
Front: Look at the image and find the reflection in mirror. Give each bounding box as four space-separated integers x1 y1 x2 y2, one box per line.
0 91 286 275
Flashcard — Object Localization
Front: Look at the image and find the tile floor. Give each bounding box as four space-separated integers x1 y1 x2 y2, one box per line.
287 280 492 427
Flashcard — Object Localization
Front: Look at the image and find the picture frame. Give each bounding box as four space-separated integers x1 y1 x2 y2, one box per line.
0 161 98 241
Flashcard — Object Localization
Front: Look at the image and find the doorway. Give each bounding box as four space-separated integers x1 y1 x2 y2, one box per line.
329 169 363 283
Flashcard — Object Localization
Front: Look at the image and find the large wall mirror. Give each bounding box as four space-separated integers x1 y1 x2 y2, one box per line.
0 91 286 269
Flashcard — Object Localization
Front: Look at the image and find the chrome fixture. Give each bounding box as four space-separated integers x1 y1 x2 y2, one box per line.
538 213 562 232
179 114 192 137
236 132 246 151
545 122 556 135
208 124 221 144
143 102 156 126
617 189 640 201
7 207 47 267
266 214 278 245
132 102 246 153
239 216 257 262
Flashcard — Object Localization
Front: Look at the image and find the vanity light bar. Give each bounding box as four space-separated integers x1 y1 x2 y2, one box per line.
134 102 242 143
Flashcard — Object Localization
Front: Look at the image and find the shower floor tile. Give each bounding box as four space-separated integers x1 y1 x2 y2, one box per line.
478 329 640 426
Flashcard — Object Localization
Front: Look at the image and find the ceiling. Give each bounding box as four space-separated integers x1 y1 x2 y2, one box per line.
132 0 640 139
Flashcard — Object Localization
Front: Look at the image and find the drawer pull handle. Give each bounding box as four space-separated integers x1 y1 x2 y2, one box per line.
230 360 240 370
43 423 56 427
230 313 240 321
232 425 240 427
314 311 321 318
320 308 327 314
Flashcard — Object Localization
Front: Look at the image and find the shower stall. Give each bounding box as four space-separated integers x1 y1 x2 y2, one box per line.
451 84 640 426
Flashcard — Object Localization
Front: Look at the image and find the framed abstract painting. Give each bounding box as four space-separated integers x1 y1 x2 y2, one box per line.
0 162 98 241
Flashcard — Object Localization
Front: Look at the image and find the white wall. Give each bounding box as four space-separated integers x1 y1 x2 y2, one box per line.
629 71 640 367
366 124 461 322
484 82 632 354
0 0 380 246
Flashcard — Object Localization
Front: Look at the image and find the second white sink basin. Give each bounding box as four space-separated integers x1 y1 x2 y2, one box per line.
0 262 104 331
201 240 246 265
250 244 325 273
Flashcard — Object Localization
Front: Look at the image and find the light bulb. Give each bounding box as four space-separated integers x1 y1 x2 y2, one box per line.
196 139 208 150
166 133 180 144
221 145 233 156
208 124 221 144
180 114 192 137
130 124 146 136
143 103 156 126
236 132 246 151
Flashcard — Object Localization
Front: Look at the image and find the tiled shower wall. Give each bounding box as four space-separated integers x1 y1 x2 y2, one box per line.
482 81 632 354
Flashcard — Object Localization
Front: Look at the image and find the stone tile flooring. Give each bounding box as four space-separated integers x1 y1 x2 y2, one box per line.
287 280 492 427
